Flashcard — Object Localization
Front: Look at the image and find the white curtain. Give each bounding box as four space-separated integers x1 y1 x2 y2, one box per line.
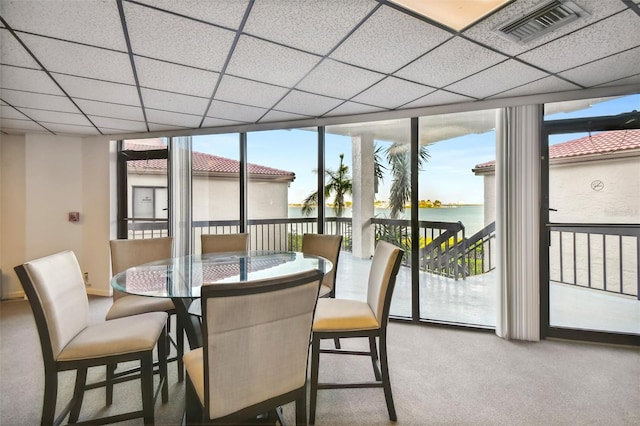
170 136 193 258
495 105 542 341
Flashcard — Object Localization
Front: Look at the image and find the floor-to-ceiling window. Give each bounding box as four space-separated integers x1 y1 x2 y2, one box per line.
191 133 240 253
542 94 640 343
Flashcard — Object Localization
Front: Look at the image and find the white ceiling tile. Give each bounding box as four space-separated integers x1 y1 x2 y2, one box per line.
201 117 245 128
18 33 134 84
0 118 51 133
134 56 219 97
395 37 507 88
0 65 63 95
206 100 267 123
54 74 140 106
0 29 40 68
123 2 235 71
274 90 344 116
1 104 29 120
518 10 640 74
352 77 434 109
296 59 385 99
330 5 452 74
558 47 640 88
89 116 147 132
215 75 289 109
18 108 92 127
596 74 640 88
463 0 627 56
148 123 190 132
446 60 548 99
401 90 475 109
0 0 127 50
76 99 144 121
132 0 249 29
141 88 209 115
244 0 376 55
487 76 581 99
146 108 202 128
0 89 78 112
323 101 385 117
44 123 100 135
226 36 321 87
259 110 311 123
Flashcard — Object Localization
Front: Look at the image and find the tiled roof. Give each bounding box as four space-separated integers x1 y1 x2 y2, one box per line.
124 142 295 178
474 129 640 170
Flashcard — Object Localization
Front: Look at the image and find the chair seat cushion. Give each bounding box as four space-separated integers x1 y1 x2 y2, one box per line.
313 298 380 332
57 311 168 361
318 284 331 298
183 348 205 405
106 294 175 320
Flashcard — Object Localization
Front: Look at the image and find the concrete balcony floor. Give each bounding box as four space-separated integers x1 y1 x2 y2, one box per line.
335 252 640 335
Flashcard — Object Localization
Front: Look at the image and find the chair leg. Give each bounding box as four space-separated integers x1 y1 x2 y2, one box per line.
185 374 203 425
333 337 341 349
296 388 307 426
42 368 58 426
68 367 87 423
105 363 115 405
368 336 382 381
177 318 184 383
309 334 321 426
158 326 169 403
379 334 396 422
140 352 155 426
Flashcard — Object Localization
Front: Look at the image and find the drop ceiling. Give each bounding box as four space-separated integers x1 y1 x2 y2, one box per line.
0 0 639 139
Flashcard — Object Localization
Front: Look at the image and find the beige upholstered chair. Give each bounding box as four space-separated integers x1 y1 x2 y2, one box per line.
183 269 324 425
301 233 342 299
14 250 168 426
309 241 404 425
107 237 184 387
201 233 250 254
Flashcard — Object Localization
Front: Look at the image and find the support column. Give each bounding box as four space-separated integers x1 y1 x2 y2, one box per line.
351 135 375 259
495 105 542 341
169 136 192 257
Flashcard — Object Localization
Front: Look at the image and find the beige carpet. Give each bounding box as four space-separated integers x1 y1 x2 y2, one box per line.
1 296 638 425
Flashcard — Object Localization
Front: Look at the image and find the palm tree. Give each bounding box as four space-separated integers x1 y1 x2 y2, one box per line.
302 153 352 217
380 143 430 218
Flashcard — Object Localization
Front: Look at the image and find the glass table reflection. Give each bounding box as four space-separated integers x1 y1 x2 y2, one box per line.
111 250 331 349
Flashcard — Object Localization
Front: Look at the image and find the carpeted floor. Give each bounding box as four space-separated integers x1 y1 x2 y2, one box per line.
1 295 638 425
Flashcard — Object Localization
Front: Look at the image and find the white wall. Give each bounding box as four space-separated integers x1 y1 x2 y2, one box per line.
0 133 112 299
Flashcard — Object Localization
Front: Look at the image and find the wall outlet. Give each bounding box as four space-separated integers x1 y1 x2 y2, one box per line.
83 272 91 287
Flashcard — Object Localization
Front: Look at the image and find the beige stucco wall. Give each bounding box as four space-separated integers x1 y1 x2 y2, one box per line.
0 134 112 299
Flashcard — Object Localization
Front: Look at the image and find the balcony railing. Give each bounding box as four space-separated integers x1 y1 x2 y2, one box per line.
549 223 640 299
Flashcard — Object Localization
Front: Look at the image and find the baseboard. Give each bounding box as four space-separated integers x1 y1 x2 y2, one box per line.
86 287 111 297
1 290 26 301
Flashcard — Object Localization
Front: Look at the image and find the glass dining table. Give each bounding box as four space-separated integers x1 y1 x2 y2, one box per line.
110 250 332 349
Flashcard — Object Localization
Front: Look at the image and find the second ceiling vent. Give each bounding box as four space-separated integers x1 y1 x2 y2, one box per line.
495 0 590 44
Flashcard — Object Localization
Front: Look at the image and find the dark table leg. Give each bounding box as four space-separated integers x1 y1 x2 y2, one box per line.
171 297 202 350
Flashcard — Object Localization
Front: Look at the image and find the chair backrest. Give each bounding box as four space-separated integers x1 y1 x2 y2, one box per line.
110 237 173 300
200 269 323 420
366 241 404 325
301 233 342 293
14 250 89 362
201 233 249 254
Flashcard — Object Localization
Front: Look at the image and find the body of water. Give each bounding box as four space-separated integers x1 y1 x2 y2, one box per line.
288 205 486 235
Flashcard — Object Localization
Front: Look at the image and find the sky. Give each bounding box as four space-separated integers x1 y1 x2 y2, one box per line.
192 94 639 205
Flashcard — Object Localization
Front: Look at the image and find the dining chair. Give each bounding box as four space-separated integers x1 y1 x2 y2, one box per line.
301 233 342 299
302 233 343 349
201 232 250 254
183 268 324 425
188 233 251 318
309 241 404 425
14 250 168 426
107 237 184 390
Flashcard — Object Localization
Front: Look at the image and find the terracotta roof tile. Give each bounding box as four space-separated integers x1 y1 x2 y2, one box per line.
124 142 295 178
474 129 640 170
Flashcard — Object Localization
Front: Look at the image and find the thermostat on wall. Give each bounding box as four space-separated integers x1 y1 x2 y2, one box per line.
68 212 80 222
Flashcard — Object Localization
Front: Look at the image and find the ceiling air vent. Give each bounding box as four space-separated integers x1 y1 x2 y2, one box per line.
495 0 589 44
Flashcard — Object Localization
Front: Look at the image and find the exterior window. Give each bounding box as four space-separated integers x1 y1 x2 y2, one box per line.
132 186 167 219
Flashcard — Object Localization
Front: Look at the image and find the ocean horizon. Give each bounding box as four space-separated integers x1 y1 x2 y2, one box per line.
287 204 486 235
